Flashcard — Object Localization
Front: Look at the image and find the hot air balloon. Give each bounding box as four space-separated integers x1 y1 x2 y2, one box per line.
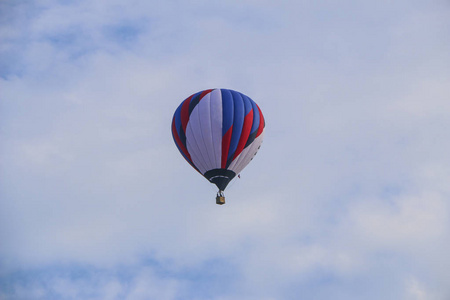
171 88 265 205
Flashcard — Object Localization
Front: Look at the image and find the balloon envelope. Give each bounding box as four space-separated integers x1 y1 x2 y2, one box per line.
171 88 265 191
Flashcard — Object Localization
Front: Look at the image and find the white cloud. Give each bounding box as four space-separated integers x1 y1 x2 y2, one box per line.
349 192 447 249
0 265 186 300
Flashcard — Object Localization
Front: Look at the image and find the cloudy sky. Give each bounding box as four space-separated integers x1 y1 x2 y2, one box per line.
1 0 450 299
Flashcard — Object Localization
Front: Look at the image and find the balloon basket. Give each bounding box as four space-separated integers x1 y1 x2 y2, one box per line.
216 191 225 205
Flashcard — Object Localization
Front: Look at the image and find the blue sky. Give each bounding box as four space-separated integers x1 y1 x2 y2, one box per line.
1 0 450 299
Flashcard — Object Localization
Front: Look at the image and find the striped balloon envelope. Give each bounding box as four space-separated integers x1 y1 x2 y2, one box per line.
171 88 265 204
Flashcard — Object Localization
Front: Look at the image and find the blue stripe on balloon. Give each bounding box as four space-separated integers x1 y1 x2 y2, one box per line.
174 103 183 140
227 90 245 162
179 124 187 152
221 89 234 136
242 94 252 117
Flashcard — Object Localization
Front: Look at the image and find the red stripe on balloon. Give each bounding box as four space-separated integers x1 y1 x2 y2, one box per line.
233 109 254 160
221 125 233 168
181 94 194 132
199 89 213 101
